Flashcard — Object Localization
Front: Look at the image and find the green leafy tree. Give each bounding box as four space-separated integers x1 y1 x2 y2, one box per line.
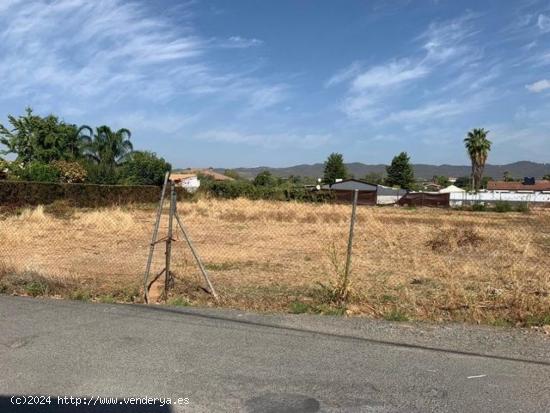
323 153 348 184
434 175 450 187
464 128 492 192
454 176 471 190
363 172 384 184
118 151 171 186
385 152 415 189
253 170 277 187
544 174 550 180
503 171 515 182
223 169 241 180
0 107 82 164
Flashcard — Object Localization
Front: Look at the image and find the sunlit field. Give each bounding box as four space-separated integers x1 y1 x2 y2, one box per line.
1 199 549 326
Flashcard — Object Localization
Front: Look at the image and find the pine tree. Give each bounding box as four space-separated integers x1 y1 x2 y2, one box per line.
385 152 415 189
323 153 348 184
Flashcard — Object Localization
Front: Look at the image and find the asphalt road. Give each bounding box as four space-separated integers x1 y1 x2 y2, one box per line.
1 296 550 412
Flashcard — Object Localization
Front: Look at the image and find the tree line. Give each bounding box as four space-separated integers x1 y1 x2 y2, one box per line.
322 128 495 191
2 109 527 192
0 108 170 186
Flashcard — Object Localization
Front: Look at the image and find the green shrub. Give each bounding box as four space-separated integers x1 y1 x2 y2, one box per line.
515 202 529 213
17 162 60 183
494 201 513 213
202 180 334 203
25 281 47 297
471 203 486 212
289 301 310 314
117 151 171 186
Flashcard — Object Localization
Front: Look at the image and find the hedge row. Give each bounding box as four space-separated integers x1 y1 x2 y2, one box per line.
203 180 335 203
0 179 335 208
0 180 177 207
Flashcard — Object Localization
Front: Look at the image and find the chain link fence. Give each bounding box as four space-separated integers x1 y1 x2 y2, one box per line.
1 191 549 324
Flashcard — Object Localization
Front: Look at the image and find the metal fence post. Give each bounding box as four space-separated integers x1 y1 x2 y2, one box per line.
164 181 176 296
143 171 169 303
344 189 359 280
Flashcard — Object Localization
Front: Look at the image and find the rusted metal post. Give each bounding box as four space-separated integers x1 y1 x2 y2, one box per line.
174 212 219 301
164 181 176 297
344 189 358 280
143 171 170 303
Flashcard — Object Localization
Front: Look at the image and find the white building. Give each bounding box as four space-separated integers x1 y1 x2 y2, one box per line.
449 179 550 206
170 173 201 193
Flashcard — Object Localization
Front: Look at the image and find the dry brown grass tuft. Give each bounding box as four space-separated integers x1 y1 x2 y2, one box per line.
1 200 549 326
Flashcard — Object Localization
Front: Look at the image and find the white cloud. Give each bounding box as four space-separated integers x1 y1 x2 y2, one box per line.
352 60 428 91
538 14 550 33
331 12 486 122
526 79 550 92
222 36 264 48
419 12 480 64
325 62 362 88
382 101 465 124
247 85 288 111
196 130 331 148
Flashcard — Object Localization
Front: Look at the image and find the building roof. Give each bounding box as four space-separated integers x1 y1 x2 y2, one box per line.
321 179 378 191
170 173 197 182
439 185 465 193
377 185 408 196
176 168 234 181
487 180 550 191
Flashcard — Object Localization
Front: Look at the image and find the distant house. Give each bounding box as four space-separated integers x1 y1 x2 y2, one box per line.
487 179 550 194
321 179 377 192
422 182 443 192
449 178 550 207
377 185 407 205
170 173 201 193
439 185 465 194
321 179 378 205
181 168 234 182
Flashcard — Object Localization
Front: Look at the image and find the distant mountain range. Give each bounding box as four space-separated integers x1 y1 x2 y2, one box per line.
213 161 550 181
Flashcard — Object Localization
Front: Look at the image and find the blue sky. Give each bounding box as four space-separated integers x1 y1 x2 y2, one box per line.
0 0 549 168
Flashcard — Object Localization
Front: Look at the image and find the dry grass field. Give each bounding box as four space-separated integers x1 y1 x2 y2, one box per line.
1 199 549 326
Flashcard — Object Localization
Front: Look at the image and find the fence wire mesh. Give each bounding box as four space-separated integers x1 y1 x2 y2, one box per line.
0 195 549 323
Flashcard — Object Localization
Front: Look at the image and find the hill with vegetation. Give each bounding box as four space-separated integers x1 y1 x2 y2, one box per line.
215 161 550 181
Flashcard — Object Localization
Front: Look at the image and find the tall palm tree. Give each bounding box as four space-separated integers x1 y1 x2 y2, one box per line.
66 125 93 160
464 128 492 192
82 126 133 167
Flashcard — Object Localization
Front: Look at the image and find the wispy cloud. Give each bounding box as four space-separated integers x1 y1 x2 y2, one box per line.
220 36 264 48
0 0 286 115
325 62 362 88
195 130 331 148
418 12 481 64
331 12 485 123
538 14 550 32
351 60 428 90
526 79 550 92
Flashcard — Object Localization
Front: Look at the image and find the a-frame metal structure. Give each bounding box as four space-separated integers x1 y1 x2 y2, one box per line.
143 172 218 303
